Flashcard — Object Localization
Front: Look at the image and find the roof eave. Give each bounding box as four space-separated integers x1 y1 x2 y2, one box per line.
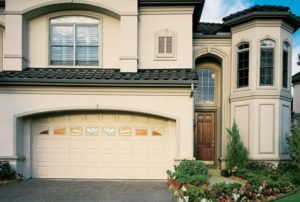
138 0 205 32
0 79 198 87
223 12 300 32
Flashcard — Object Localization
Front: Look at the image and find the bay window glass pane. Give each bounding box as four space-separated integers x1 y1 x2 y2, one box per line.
195 69 215 104
282 42 289 88
237 43 249 88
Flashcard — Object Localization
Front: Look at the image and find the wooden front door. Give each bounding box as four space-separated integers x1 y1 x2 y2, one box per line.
195 112 215 163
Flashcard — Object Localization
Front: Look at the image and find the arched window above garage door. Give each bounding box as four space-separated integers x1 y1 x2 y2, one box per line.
50 16 100 66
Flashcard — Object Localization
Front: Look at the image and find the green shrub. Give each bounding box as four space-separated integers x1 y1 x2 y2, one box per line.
287 118 300 163
226 121 248 172
185 185 203 202
174 160 208 185
0 161 16 180
277 163 300 185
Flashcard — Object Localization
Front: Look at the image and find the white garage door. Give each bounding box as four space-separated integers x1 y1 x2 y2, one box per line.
32 113 174 179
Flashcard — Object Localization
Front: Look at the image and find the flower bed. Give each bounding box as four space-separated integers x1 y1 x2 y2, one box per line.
167 160 297 202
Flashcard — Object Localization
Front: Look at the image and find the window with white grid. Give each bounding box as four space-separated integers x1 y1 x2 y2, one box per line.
50 16 99 66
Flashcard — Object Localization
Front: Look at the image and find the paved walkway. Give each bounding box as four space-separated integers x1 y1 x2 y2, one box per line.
0 179 174 202
209 175 243 185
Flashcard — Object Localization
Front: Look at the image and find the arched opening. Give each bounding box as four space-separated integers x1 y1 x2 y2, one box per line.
194 54 222 167
16 109 176 179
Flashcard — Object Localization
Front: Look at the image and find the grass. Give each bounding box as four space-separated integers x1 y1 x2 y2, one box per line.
275 188 300 202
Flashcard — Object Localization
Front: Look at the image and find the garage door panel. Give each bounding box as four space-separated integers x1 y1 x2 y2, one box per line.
102 153 115 163
133 153 148 163
133 141 148 150
102 140 115 149
101 167 115 178
117 153 131 163
69 140 84 149
85 153 99 162
86 140 99 149
49 140 67 149
118 140 132 150
52 153 66 163
32 113 173 179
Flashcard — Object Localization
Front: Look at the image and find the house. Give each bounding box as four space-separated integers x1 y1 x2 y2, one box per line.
293 71 300 116
0 0 299 179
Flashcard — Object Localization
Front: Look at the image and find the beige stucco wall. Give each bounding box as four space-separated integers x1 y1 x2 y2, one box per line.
3 0 138 71
28 10 120 68
0 86 195 176
139 7 194 69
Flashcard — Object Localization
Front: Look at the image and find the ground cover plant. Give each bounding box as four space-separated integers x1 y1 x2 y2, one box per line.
166 121 299 201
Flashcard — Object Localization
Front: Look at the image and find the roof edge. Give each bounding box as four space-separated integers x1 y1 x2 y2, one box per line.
223 10 300 32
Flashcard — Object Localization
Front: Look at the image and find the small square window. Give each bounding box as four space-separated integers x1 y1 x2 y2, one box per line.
54 127 66 135
103 127 115 136
154 29 176 60
70 127 82 136
86 127 99 136
119 127 131 136
136 128 148 136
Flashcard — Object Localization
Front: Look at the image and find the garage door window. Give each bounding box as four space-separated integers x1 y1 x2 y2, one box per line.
152 129 163 136
70 127 82 136
103 127 115 136
86 127 99 136
136 128 148 136
119 127 132 136
54 128 65 135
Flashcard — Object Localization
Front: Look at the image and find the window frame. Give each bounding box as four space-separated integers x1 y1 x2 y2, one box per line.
282 41 289 89
237 42 250 88
48 15 101 67
154 29 177 61
259 39 275 86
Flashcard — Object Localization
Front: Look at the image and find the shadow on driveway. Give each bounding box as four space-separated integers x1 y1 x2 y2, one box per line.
0 179 174 202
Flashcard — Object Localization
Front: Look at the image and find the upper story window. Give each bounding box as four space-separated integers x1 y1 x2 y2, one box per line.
282 42 289 88
237 43 249 88
50 16 99 66
260 39 275 86
154 29 176 60
195 69 215 104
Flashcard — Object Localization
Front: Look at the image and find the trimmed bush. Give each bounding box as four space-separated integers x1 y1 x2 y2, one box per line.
0 161 16 180
226 121 248 172
174 160 208 185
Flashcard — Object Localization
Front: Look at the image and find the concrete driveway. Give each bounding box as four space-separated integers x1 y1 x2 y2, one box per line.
0 179 174 202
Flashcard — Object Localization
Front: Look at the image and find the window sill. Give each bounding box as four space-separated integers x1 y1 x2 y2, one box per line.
154 57 177 61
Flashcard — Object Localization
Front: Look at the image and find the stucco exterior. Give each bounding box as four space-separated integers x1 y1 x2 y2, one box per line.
0 0 299 179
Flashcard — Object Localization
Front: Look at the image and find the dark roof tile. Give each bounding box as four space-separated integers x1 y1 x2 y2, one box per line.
292 71 300 84
196 22 224 35
223 5 289 21
0 68 198 87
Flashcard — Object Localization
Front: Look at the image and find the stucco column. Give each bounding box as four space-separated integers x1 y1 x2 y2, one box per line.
120 15 138 72
3 14 26 71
